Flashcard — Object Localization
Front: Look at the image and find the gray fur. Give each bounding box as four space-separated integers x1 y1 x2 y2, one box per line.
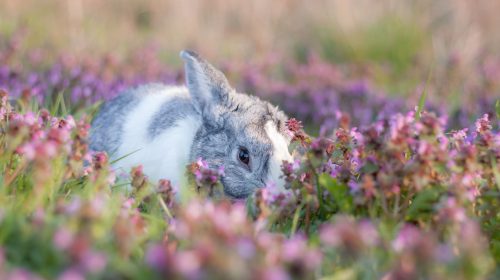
89 89 137 156
180 50 232 117
181 50 290 198
189 91 288 198
90 51 291 199
148 97 197 138
90 83 174 155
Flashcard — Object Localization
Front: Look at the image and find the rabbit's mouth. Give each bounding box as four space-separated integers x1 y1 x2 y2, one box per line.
220 177 256 200
226 193 248 200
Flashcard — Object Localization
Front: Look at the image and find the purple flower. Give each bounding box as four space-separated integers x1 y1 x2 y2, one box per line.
325 160 341 177
236 238 256 259
58 269 85 280
145 244 168 271
347 180 361 193
193 158 224 189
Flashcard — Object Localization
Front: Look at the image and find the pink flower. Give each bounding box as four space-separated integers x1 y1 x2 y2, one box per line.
48 127 70 143
58 269 85 280
36 141 58 158
281 235 307 262
438 197 466 223
304 250 323 269
23 112 37 125
262 182 292 206
193 158 224 188
261 267 290 280
196 158 209 169
319 224 340 247
280 159 300 182
350 127 364 145
475 114 492 133
285 118 302 134
174 251 201 278
392 225 421 252
92 152 108 170
65 197 82 215
217 165 225 176
417 141 432 156
81 251 107 273
16 143 36 160
359 220 379 246
0 247 4 267
53 228 74 250
6 269 43 280
452 128 468 141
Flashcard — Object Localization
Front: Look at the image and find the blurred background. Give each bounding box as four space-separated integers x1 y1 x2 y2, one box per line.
3 0 500 61
1 0 499 129
3 1 500 66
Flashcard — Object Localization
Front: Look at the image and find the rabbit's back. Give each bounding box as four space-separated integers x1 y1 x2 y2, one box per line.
89 86 138 156
90 83 202 184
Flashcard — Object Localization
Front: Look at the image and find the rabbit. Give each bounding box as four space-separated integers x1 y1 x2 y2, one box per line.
89 50 293 199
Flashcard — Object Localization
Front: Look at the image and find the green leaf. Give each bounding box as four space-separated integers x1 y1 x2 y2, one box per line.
319 174 353 213
491 155 500 191
360 162 379 174
496 99 500 119
406 187 440 220
320 268 356 280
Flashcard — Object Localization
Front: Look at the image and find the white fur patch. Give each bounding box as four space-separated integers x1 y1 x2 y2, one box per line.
264 121 293 190
115 86 201 187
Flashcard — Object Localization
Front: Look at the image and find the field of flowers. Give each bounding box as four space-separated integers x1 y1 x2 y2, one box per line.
1 31 500 280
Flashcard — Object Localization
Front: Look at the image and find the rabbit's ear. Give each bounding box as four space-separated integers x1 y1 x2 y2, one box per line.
180 50 231 114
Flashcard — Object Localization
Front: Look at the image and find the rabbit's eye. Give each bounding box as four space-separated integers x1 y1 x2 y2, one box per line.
238 147 250 165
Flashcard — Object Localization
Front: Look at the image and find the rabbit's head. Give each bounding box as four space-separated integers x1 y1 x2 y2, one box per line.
181 50 293 199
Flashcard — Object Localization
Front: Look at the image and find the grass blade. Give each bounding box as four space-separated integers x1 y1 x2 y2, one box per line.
416 64 433 120
110 149 142 165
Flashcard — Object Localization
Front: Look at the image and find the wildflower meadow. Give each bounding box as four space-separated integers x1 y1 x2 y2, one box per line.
1 1 500 279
